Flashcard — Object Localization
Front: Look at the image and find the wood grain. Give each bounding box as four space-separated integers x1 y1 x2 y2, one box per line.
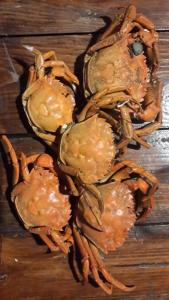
0 1 169 299
1 234 169 300
0 33 169 134
0 0 169 36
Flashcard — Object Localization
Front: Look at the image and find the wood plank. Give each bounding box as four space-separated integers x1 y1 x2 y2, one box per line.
0 0 169 36
1 233 169 300
0 33 169 134
0 2 168 299
0 133 169 234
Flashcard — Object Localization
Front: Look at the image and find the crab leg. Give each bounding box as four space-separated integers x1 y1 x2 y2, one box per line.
11 182 26 203
113 103 151 148
137 195 155 220
40 233 60 251
89 31 122 53
120 5 137 34
66 175 79 196
82 191 103 230
90 243 135 292
26 154 41 164
111 160 158 218
58 162 103 208
1 135 19 185
35 131 56 145
50 231 72 254
20 152 30 181
135 111 162 136
59 169 103 226
26 65 36 88
24 46 45 79
78 86 128 122
135 14 155 31
30 227 72 253
43 60 79 85
98 110 118 128
117 132 151 150
58 162 79 177
120 105 133 139
138 181 158 220
99 13 123 41
82 184 103 213
95 94 131 109
72 225 90 282
103 159 158 187
116 138 129 150
63 227 73 243
88 16 137 53
51 65 79 85
147 44 159 79
122 176 155 219
81 235 113 294
117 160 158 185
30 227 60 252
22 79 42 101
88 5 136 53
138 81 162 122
43 50 57 61
108 167 131 183
133 133 151 149
20 153 55 183
152 42 160 77
77 88 110 121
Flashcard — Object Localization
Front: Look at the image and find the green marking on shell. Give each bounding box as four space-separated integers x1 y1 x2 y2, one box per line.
132 42 143 56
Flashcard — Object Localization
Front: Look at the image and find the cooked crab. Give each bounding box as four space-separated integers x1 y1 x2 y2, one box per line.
22 47 79 141
102 159 159 220
57 112 116 217
72 159 158 294
83 4 162 149
1 135 72 254
73 182 135 295
59 113 115 185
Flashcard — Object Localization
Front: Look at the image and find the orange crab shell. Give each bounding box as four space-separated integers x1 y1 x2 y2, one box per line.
27 77 75 132
84 36 148 102
12 168 71 230
60 114 116 184
76 182 136 254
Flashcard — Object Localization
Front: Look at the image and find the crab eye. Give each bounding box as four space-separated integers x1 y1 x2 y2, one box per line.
131 42 143 56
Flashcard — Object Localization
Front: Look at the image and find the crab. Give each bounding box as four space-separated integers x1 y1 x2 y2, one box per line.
22 47 79 141
57 112 116 218
73 182 135 295
1 135 72 254
72 160 158 294
83 4 162 149
101 159 159 220
33 89 117 215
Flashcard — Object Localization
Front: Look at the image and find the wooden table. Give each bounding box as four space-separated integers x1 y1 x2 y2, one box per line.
0 1 169 299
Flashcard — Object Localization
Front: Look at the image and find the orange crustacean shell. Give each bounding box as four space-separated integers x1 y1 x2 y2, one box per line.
13 168 71 230
84 36 148 102
26 78 75 133
76 181 136 254
60 114 116 184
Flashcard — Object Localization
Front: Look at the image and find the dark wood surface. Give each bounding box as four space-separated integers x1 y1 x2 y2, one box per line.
0 1 169 299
